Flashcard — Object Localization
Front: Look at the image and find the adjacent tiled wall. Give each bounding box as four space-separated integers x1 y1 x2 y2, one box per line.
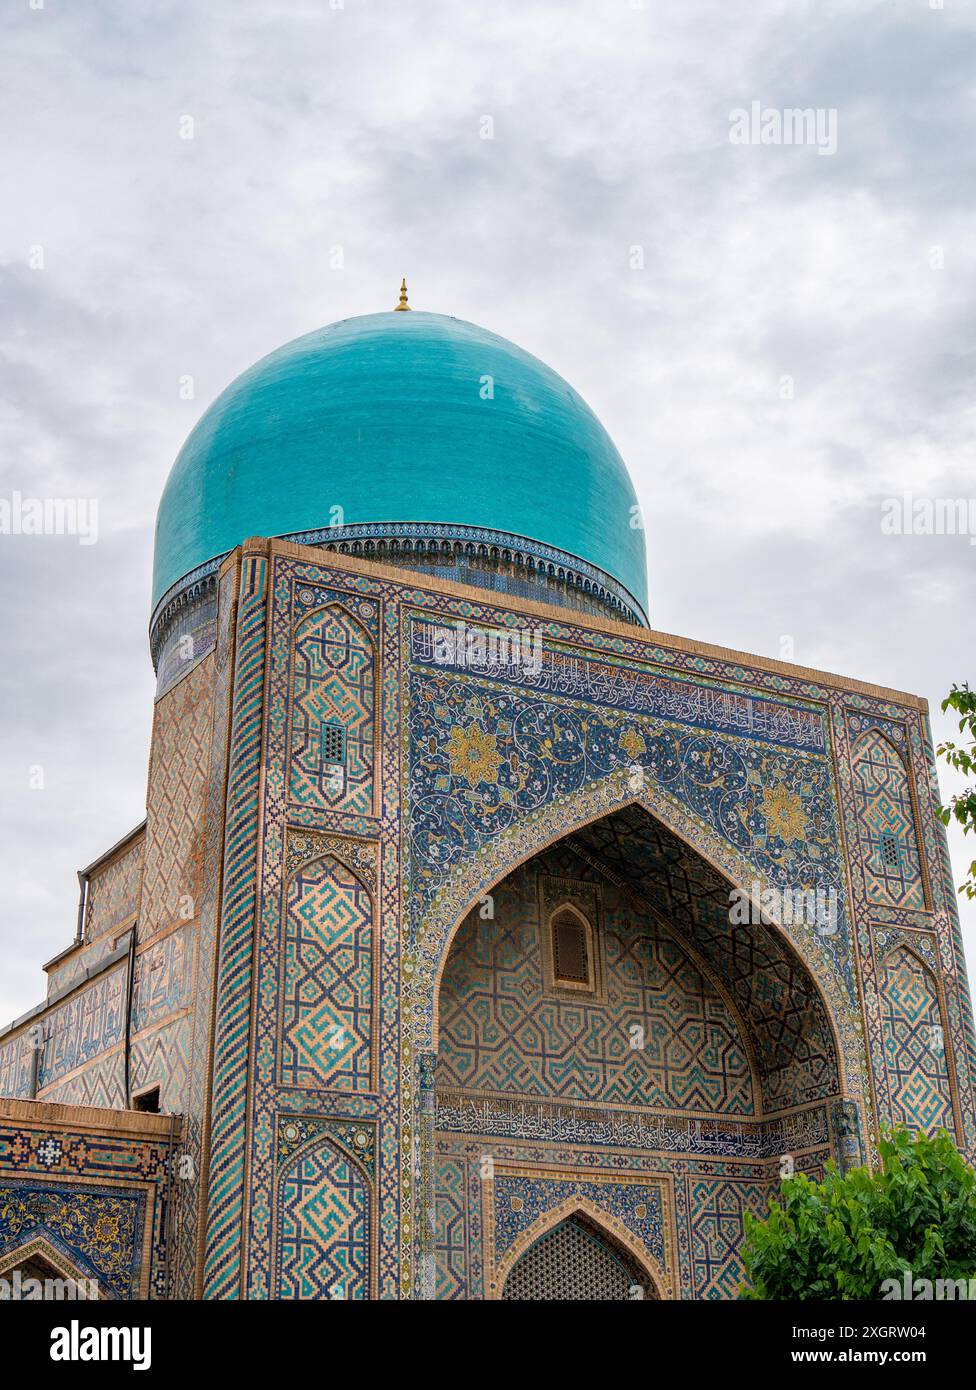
0 1097 177 1299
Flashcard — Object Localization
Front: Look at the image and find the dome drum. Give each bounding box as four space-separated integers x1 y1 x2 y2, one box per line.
149 518 647 697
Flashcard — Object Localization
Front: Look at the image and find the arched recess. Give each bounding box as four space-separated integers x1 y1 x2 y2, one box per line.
280 850 375 1092
420 794 856 1300
545 900 597 993
274 1136 371 1300
850 728 926 910
489 1198 666 1301
288 602 376 815
878 941 955 1137
436 833 763 1114
417 790 853 1093
0 1235 104 1298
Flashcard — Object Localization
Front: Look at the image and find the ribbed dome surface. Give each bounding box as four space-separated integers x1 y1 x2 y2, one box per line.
152 310 648 615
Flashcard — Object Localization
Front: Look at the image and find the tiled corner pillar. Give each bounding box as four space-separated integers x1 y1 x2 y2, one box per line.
201 546 270 1298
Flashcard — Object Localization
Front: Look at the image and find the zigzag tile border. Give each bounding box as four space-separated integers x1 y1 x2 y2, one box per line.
202 552 269 1298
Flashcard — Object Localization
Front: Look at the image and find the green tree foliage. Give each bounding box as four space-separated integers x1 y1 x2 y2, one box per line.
938 681 976 899
741 1128 976 1299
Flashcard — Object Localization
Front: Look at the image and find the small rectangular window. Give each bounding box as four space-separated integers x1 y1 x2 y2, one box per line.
321 722 346 765
553 914 588 985
880 832 901 870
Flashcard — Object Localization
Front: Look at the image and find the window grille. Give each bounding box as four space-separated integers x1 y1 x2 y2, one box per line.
880 831 900 870
321 722 346 765
502 1218 641 1301
552 909 589 985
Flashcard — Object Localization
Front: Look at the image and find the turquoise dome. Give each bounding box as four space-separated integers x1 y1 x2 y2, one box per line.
152 310 648 618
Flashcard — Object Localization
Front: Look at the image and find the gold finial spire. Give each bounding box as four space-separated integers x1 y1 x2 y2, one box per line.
394 276 411 311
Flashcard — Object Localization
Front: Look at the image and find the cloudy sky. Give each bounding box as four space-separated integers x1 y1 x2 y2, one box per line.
1 0 974 1025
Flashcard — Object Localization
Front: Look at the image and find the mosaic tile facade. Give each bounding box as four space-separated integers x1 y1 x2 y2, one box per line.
83 832 144 945
281 855 374 1092
851 727 926 910
0 1100 176 1299
139 653 215 942
289 604 375 815
879 944 953 1134
197 547 976 1299
431 1136 793 1300
0 919 195 1113
4 538 975 1300
436 848 756 1114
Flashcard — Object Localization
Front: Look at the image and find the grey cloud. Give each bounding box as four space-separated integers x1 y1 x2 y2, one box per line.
1 0 974 1021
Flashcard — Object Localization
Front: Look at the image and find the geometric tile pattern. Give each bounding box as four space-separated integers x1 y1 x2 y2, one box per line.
433 1154 468 1300
129 1017 191 1114
276 1138 370 1300
281 856 373 1091
689 1177 768 1299
437 846 756 1114
880 945 953 1134
203 553 269 1300
139 653 215 940
572 809 842 1110
221 565 399 1300
289 605 374 814
34 1054 126 1110
84 834 144 943
851 728 925 910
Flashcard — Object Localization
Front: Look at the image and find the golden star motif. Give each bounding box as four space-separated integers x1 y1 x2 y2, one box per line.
761 784 808 843
447 723 502 787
